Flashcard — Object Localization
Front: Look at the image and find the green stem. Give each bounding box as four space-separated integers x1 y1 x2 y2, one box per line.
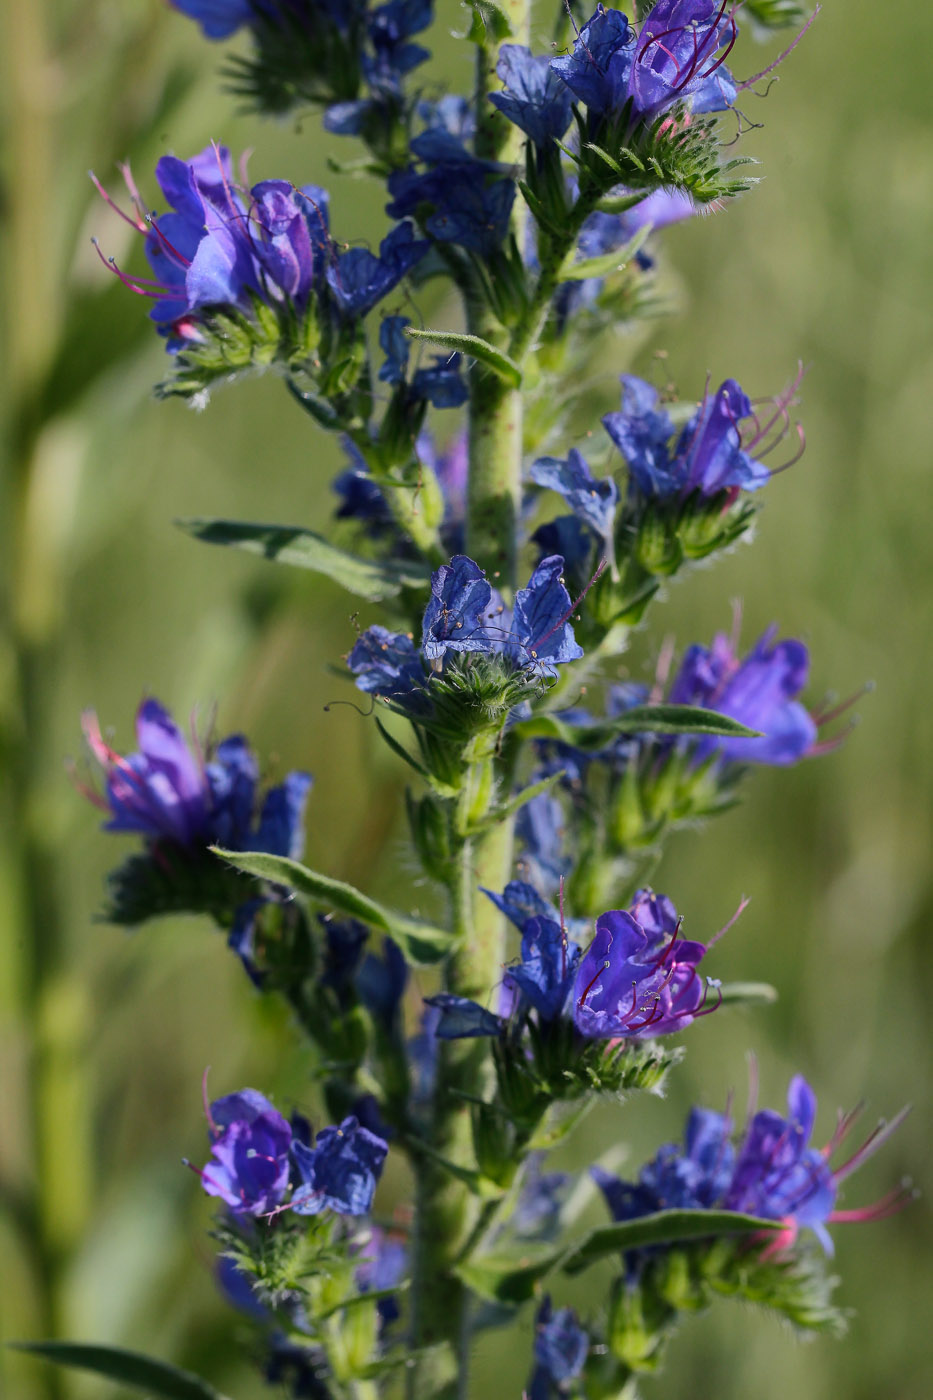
407 7 532 1395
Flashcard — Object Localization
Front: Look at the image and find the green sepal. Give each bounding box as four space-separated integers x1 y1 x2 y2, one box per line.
7 1342 230 1400
175 518 431 600
404 327 522 388
211 848 452 965
561 1209 781 1275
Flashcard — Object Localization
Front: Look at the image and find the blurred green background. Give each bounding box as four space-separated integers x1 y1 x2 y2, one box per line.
1 2 931 1398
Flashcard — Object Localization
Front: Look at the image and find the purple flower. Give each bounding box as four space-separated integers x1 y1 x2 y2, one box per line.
198 1088 292 1217
92 147 330 348
529 1296 589 1399
550 3 737 126
290 1115 389 1216
325 221 428 316
530 450 619 555
573 889 720 1039
422 555 494 660
595 1076 912 1256
489 45 574 147
81 698 311 854
412 354 469 408
668 625 817 765
603 373 795 501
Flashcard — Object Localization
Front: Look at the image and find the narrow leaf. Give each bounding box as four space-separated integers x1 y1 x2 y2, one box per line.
480 770 566 829
717 981 779 1007
8 1342 229 1400
606 704 762 738
176 518 430 600
403 327 522 388
375 717 430 780
211 849 452 965
558 226 651 282
456 1246 560 1305
561 1209 780 1275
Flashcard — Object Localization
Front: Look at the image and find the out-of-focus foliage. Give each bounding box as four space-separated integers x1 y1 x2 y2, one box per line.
0 3 930 1399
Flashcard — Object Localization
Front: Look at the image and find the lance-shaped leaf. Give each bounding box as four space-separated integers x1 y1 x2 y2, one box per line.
211 848 452 965
717 981 779 1007
456 1245 561 1305
513 704 762 751
557 226 651 282
404 327 522 388
176 519 431 601
561 1208 780 1275
8 1343 230 1400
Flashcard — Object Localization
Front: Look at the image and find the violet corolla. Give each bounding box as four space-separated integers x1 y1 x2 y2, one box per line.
594 1075 913 1255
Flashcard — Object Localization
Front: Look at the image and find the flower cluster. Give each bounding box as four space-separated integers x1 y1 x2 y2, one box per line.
594 1075 912 1258
80 698 311 937
92 144 426 380
170 2 434 138
427 886 723 1043
196 1087 389 1219
348 551 584 712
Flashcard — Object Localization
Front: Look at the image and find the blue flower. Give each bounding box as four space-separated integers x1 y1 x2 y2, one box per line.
290 1115 389 1216
506 916 582 1022
481 879 563 932
169 1 253 40
667 625 817 765
529 1296 588 1399
378 314 411 383
530 450 619 555
594 1076 911 1257
346 625 428 709
603 374 776 500
573 889 720 1039
550 3 737 127
377 316 468 406
489 45 574 147
511 1156 571 1239
355 1226 408 1329
516 793 570 891
412 354 469 408
386 134 516 257
199 1088 292 1217
507 555 585 677
325 221 428 316
93 147 331 349
421 555 494 660
424 993 502 1039
81 698 311 855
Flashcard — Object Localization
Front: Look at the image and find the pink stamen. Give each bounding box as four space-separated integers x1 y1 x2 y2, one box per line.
708 894 750 947
829 1180 916 1225
89 170 148 232
831 1106 912 1185
202 1066 217 1135
736 7 821 93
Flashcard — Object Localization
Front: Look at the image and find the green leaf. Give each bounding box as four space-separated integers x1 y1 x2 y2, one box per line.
8 1342 230 1400
479 770 566 830
456 1246 560 1305
176 518 430 600
403 327 522 388
211 849 452 965
558 226 651 281
561 1209 780 1275
513 704 761 750
460 0 514 42
374 717 431 780
717 981 779 1007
